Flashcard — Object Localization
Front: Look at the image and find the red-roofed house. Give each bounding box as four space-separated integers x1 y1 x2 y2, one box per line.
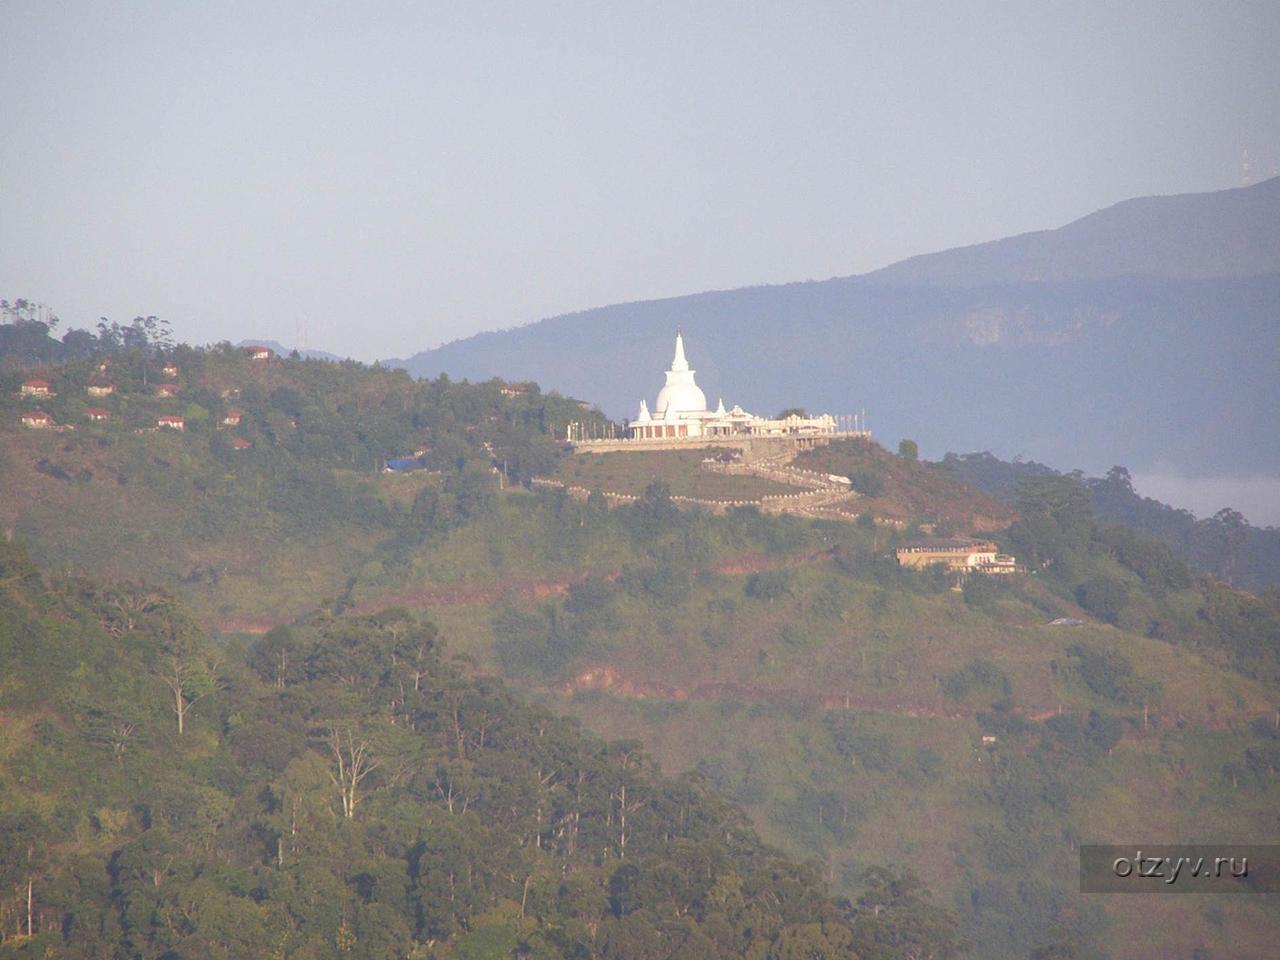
20 379 52 397
156 383 180 397
157 415 186 431
229 437 253 450
220 408 244 427
21 410 54 429
85 407 111 422
87 381 116 397
246 345 274 361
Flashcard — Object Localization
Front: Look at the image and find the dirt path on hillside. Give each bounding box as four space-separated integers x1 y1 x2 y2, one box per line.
213 576 580 632
347 574 582 617
213 604 1274 732
559 665 972 720
555 665 1276 732
213 548 834 633
346 548 832 616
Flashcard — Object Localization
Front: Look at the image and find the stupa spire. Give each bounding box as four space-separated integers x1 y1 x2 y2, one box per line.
671 331 690 372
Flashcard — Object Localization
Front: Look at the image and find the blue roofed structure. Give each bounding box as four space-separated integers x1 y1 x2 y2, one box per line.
383 457 424 472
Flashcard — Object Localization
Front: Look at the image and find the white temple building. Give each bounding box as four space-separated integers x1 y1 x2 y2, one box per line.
627 333 843 441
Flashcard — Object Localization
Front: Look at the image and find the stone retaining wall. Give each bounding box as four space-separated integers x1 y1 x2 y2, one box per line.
535 437 887 523
569 432 870 463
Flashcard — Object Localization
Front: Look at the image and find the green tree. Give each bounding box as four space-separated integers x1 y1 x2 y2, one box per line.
745 570 791 603
962 573 999 611
1009 474 1094 575
849 471 884 498
848 867 966 960
248 625 303 688
1075 577 1128 624
1194 507 1249 585
1098 525 1191 591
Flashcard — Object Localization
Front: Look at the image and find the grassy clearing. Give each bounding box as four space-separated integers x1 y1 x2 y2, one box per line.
555 448 794 498
0 429 378 622
796 438 1015 528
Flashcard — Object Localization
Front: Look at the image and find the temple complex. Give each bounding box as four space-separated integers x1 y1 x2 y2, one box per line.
623 333 849 441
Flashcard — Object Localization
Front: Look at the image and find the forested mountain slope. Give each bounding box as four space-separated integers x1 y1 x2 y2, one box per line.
0 343 606 625
2 541 960 959
4 345 1280 958
363 450 1279 959
482 465 1280 959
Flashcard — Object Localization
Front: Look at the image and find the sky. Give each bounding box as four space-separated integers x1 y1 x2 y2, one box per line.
2 1 1279 362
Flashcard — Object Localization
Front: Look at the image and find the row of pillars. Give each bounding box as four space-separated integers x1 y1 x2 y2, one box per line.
566 410 868 443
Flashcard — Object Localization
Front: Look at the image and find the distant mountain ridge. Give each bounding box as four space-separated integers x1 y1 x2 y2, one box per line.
388 178 1280 477
869 175 1280 287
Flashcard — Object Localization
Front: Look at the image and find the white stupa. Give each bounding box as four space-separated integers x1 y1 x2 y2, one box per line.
654 332 707 418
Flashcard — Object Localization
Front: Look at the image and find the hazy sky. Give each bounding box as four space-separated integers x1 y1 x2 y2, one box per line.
2 1 1278 360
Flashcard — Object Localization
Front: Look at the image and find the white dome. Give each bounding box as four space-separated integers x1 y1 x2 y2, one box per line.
655 378 707 416
653 333 707 416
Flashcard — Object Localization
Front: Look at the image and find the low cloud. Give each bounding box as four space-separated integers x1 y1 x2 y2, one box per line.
1130 472 1280 528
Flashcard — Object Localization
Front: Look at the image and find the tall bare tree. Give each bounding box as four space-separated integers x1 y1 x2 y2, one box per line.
327 727 381 819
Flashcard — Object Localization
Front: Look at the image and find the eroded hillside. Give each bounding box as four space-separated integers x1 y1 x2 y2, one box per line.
4 349 1279 958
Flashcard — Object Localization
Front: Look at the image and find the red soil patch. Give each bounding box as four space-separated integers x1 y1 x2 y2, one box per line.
347 574 581 619
213 616 283 635
562 665 967 719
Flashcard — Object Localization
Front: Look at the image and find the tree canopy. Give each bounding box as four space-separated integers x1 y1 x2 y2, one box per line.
0 543 964 959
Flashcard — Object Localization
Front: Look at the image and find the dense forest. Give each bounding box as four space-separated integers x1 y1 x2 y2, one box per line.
941 452 1280 592
0 539 962 959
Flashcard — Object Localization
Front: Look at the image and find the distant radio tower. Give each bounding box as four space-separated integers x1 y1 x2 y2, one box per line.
1241 147 1252 186
293 314 310 354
